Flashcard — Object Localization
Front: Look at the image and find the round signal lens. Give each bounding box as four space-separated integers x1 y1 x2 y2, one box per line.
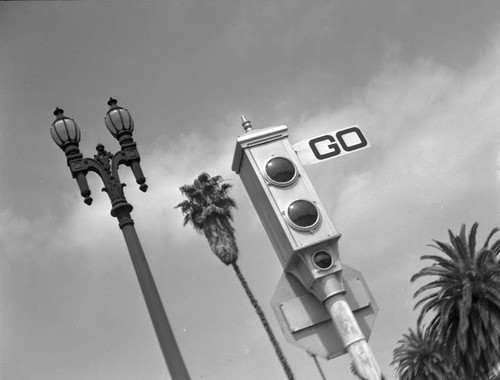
265 157 297 186
312 251 333 270
287 200 320 230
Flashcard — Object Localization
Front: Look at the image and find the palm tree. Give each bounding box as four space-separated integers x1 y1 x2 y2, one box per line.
391 326 455 380
176 172 295 380
411 223 500 379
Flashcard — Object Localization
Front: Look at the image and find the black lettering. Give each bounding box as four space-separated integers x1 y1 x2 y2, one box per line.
309 135 341 160
336 127 368 152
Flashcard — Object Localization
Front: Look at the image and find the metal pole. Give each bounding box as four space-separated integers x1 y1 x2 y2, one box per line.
324 296 381 380
310 354 327 380
117 210 191 380
51 101 191 379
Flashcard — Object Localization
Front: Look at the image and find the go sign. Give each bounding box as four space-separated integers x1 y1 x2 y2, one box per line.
293 125 370 165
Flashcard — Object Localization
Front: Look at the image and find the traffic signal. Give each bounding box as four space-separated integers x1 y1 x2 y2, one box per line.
231 120 343 301
232 118 381 377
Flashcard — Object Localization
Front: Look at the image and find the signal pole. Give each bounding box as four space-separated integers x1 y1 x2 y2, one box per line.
324 297 380 379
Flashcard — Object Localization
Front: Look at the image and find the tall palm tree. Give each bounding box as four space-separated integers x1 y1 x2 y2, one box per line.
391 326 455 380
176 172 295 380
411 223 500 379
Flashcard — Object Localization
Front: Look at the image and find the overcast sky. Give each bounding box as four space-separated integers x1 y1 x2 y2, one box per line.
2 1 500 379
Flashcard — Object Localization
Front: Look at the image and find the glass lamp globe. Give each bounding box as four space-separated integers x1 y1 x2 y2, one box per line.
104 98 134 137
50 108 81 149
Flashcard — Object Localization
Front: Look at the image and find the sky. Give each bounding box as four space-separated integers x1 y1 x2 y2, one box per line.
2 1 500 379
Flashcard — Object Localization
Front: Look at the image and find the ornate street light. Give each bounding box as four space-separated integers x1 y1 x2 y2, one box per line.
51 98 191 380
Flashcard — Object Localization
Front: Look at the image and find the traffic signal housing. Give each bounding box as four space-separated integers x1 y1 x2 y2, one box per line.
232 123 344 301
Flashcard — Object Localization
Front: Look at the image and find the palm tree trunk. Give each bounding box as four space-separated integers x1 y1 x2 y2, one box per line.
231 262 295 380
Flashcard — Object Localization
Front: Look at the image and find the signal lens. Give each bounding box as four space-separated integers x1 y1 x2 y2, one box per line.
287 200 319 230
312 251 333 270
265 157 297 186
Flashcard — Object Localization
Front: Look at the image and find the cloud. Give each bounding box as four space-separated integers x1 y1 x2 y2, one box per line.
291 33 500 239
121 131 237 247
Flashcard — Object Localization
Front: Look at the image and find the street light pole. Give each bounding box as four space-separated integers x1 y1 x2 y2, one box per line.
50 98 191 380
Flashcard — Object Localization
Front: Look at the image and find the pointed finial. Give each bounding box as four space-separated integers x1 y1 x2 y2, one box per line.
53 108 64 118
107 97 118 108
241 115 252 132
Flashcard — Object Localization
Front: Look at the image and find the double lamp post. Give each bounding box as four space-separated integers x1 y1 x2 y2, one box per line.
50 98 191 380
